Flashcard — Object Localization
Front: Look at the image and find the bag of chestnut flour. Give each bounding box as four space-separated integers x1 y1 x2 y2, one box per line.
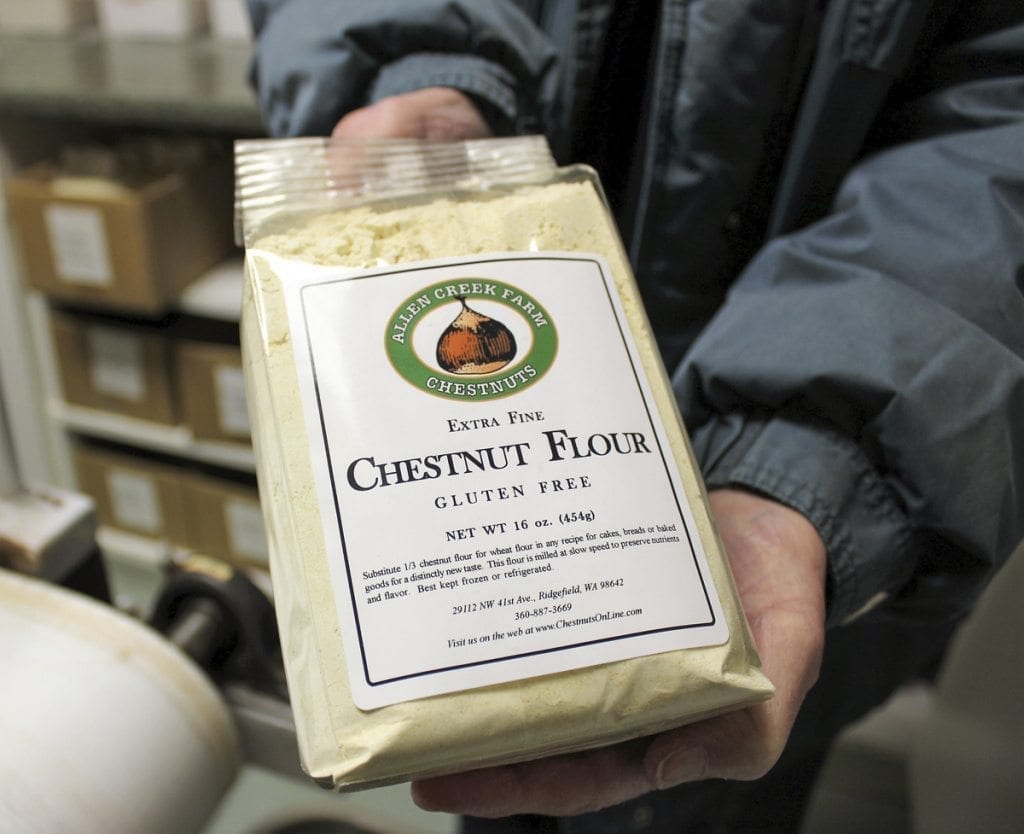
234 136 772 791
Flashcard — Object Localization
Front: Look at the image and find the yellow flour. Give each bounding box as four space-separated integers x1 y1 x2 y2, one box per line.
241 171 772 790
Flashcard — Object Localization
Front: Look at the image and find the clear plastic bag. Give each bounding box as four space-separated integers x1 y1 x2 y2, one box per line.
235 136 771 791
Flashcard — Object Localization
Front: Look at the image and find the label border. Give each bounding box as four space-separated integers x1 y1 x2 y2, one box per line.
299 256 718 689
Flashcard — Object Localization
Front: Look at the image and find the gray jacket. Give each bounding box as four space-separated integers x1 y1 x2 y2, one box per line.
247 0 1024 629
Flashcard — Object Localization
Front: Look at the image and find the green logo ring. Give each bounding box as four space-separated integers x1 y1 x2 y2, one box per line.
385 279 558 401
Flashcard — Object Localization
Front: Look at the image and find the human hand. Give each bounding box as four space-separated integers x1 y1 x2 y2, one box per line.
332 87 493 141
410 488 827 817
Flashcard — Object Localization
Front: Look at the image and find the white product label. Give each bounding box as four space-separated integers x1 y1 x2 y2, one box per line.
225 498 269 562
86 326 146 402
214 365 251 436
44 204 113 286
282 253 728 709
106 470 162 534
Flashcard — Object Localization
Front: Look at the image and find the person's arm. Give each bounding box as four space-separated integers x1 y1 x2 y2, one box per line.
246 0 562 139
332 86 492 141
413 11 1024 817
245 4 1023 818
677 109 1024 630
681 6 1024 632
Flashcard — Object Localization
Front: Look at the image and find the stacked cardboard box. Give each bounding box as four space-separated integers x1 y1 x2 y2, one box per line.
176 339 250 444
74 441 267 568
180 469 267 568
74 443 190 545
50 308 179 425
5 147 234 314
7 139 259 573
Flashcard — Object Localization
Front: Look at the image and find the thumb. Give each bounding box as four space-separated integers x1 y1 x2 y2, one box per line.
646 704 778 789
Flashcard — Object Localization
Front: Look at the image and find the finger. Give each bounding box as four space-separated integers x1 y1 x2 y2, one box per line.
332 101 406 138
332 88 492 141
419 108 492 141
645 587 824 786
412 739 654 818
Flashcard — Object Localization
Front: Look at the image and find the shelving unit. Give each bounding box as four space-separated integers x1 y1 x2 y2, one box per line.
0 32 263 133
0 30 260 489
0 30 260 552
0 29 458 834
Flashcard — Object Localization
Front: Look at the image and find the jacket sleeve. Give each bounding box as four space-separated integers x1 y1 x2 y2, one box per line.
675 23 1024 628
246 0 561 139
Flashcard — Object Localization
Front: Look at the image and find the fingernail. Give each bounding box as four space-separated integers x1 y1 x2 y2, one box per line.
655 747 708 788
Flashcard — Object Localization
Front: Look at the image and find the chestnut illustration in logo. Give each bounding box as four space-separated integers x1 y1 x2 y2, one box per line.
436 297 517 374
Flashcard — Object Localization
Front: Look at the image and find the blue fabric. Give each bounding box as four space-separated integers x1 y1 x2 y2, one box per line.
246 0 562 139
246 0 1024 632
245 0 1024 825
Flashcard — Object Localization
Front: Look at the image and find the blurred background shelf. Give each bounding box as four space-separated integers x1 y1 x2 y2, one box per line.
0 22 468 834
53 400 256 472
0 32 263 134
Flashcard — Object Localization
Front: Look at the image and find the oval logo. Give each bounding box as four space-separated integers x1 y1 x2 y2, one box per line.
386 279 557 400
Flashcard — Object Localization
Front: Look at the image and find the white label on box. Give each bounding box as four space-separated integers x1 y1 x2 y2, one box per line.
107 470 162 534
280 252 729 709
44 204 113 287
225 498 268 562
0 0 93 34
86 326 146 402
208 0 252 39
214 365 251 436
98 0 204 37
